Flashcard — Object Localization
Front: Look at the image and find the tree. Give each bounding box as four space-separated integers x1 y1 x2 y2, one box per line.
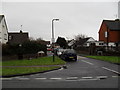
36 37 47 45
22 40 47 54
74 33 88 41
2 37 47 56
36 37 43 41
29 37 35 41
56 37 68 49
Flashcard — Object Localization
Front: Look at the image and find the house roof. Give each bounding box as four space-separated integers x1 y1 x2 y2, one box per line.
0 15 4 23
74 37 96 46
0 15 8 31
103 19 120 31
68 39 75 46
8 31 29 44
75 37 90 46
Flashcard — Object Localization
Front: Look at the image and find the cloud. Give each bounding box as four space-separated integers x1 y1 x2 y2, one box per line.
2 2 118 41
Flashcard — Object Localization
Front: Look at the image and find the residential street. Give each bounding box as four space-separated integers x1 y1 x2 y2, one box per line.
2 56 120 88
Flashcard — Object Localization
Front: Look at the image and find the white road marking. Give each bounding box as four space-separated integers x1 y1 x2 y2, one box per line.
81 60 94 65
0 78 13 80
50 78 62 80
66 77 78 79
102 67 120 75
96 76 108 79
35 78 47 80
81 77 93 79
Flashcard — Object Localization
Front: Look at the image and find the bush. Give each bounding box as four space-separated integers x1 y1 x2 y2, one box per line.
2 40 47 56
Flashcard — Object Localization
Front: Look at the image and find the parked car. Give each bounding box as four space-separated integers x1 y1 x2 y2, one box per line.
61 49 77 61
56 48 64 57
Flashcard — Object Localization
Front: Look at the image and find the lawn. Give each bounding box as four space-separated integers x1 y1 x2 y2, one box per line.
86 56 120 64
2 56 66 66
2 66 60 76
1 56 66 76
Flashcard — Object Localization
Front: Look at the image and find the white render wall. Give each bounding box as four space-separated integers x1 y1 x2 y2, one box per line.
0 1 2 14
118 1 120 19
95 41 104 46
0 16 8 44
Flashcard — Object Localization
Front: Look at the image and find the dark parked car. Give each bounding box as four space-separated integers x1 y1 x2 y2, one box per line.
61 49 77 61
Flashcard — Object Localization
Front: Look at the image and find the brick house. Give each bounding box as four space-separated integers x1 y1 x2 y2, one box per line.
99 19 120 47
8 30 29 45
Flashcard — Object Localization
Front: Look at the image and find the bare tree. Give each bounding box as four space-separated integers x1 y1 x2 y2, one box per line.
74 33 88 41
29 37 35 41
36 37 44 41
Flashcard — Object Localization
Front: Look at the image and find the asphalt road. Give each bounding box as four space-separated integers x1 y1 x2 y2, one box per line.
1 56 120 89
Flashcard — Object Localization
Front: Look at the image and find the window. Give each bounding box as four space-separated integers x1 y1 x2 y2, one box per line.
9 35 12 40
105 31 108 38
99 43 103 45
4 34 7 40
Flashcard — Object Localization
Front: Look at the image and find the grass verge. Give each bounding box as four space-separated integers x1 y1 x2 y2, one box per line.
1 66 60 76
2 56 65 66
1 56 66 76
86 56 120 64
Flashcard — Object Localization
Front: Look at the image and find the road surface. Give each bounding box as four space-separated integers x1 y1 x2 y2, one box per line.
1 56 120 89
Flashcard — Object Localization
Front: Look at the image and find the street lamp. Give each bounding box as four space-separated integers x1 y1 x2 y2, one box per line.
52 19 59 62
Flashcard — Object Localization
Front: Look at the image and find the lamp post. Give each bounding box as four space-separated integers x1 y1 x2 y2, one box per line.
52 19 59 62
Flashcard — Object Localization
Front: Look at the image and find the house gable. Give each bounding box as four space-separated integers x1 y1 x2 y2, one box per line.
99 19 120 43
87 37 95 42
0 15 8 44
8 31 29 44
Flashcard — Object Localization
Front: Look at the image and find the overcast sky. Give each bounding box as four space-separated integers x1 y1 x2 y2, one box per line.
1 0 119 41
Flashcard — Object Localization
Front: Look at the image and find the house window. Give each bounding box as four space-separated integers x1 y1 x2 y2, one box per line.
105 31 108 38
4 34 7 40
9 35 12 40
99 43 103 45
